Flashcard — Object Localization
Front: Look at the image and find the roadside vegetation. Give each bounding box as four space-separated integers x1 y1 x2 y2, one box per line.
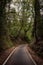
0 0 43 65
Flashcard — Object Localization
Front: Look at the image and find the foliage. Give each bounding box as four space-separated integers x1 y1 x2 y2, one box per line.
0 0 13 51
0 0 43 53
31 0 43 58
7 0 34 42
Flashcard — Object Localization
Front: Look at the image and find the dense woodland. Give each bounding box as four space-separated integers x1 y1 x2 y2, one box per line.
0 0 43 58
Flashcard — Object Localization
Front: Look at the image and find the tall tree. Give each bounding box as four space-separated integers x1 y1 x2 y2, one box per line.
0 0 12 51
32 0 41 42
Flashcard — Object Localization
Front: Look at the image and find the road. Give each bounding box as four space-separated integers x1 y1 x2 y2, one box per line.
3 45 37 65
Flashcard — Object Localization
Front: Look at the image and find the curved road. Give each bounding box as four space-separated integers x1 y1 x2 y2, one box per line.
3 45 37 65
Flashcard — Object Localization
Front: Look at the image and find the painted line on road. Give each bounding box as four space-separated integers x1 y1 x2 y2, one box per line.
2 47 18 65
3 45 37 65
25 47 37 65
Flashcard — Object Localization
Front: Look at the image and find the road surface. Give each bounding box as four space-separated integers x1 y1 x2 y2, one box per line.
3 45 37 65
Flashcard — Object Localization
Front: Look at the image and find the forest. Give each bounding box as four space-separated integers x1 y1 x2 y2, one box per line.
0 0 43 65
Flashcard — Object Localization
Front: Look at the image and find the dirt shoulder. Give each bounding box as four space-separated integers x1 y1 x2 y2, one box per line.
27 46 43 65
0 47 15 65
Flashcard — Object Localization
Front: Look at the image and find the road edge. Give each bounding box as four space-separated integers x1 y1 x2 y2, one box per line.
25 47 37 65
2 47 17 65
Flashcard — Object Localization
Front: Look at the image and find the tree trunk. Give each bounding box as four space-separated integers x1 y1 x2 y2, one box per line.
33 0 40 43
0 0 12 51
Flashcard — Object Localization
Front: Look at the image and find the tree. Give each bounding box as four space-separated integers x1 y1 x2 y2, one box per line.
0 0 12 51
6 0 35 42
32 0 41 42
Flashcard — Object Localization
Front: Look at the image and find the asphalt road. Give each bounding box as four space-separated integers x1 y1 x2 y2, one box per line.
3 45 37 65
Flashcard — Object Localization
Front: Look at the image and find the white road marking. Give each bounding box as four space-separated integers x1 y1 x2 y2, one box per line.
3 45 37 65
2 47 18 65
25 47 37 65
